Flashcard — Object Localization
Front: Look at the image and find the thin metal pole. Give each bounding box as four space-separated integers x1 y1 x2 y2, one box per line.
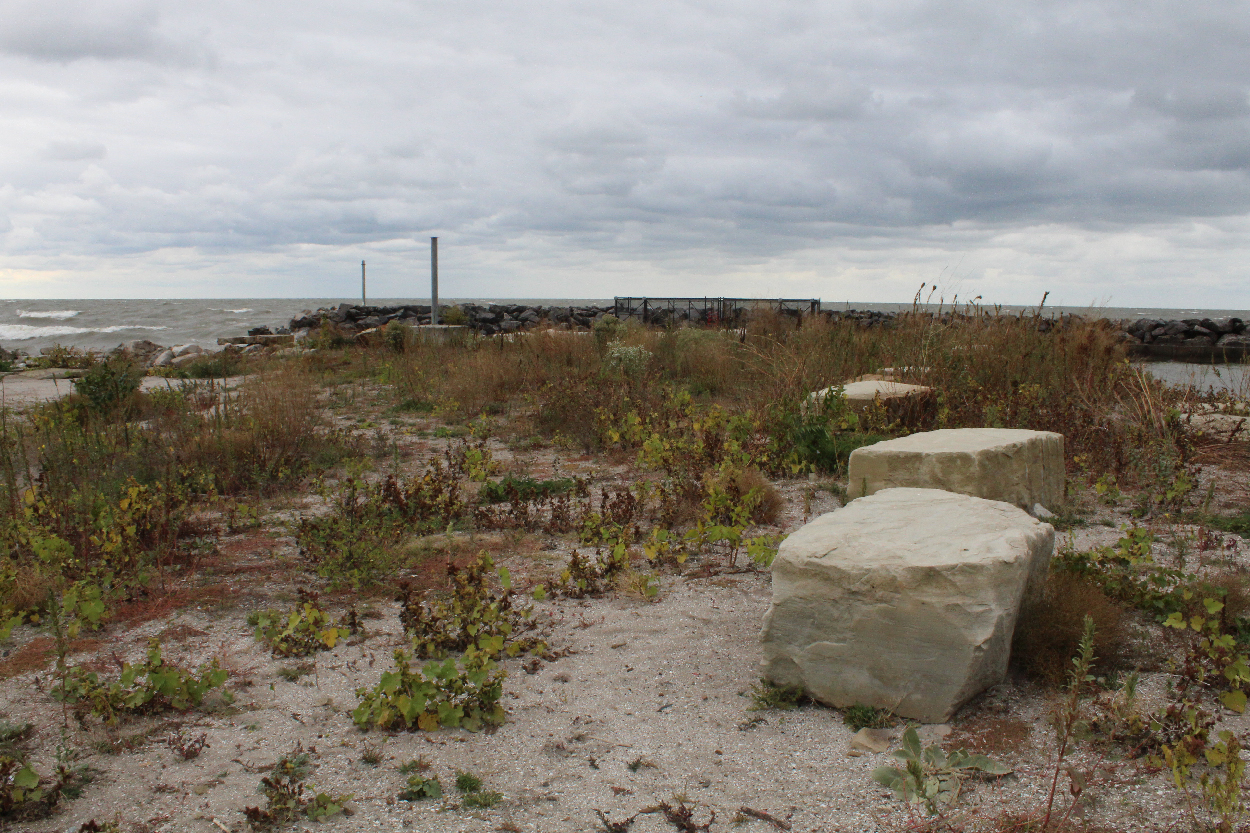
430 237 439 326
361 260 366 306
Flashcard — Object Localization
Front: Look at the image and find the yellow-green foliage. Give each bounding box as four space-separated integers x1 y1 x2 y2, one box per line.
57 639 228 724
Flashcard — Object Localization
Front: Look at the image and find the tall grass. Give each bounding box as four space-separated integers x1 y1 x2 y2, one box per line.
369 310 1187 486
0 364 357 618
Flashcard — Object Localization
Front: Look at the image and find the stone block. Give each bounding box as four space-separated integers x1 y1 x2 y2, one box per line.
846 428 1063 509
760 488 1054 723
808 380 932 415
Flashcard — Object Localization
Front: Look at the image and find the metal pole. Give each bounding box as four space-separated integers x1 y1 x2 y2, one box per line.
361 260 366 306
430 237 439 326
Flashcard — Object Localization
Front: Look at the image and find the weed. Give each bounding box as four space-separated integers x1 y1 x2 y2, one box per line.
461 789 503 809
454 770 483 793
478 474 577 505
872 726 1011 815
72 357 144 415
352 646 505 733
399 552 544 660
843 704 895 730
166 729 209 761
295 465 465 587
57 639 228 724
397 756 430 774
248 590 356 657
1012 570 1129 685
276 664 314 682
243 745 351 829
747 679 805 711
398 774 442 800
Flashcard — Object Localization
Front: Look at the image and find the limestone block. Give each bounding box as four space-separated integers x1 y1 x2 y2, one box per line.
846 428 1064 509
808 380 932 415
760 488 1054 723
1180 412 1248 442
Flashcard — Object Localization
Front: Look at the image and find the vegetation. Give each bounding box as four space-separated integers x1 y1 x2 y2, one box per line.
1 306 1248 829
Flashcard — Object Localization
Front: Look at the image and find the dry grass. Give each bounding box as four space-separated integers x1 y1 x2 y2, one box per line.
1012 571 1130 685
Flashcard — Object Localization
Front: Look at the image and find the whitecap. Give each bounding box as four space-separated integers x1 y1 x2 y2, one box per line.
16 309 80 320
0 324 168 341
225 308 253 313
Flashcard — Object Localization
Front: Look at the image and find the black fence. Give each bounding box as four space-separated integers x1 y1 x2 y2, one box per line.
613 297 821 325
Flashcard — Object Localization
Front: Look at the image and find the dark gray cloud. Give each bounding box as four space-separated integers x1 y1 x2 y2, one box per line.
1 0 1249 305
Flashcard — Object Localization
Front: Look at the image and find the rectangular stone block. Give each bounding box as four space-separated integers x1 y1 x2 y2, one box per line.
846 428 1064 509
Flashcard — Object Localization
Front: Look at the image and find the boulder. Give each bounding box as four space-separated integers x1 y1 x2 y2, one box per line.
846 428 1064 509
152 349 175 368
170 352 203 368
760 488 1054 723
172 344 203 358
808 380 933 415
1180 412 1248 442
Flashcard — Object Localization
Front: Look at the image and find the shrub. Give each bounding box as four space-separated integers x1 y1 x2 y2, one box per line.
72 358 144 414
603 343 652 379
439 305 468 326
1012 570 1129 685
399 552 543 659
477 474 577 505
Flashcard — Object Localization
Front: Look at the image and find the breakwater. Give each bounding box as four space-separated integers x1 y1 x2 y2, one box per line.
282 302 1250 362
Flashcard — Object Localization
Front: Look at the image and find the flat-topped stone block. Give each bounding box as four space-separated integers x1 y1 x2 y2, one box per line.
760 488 1054 723
846 427 1063 509
808 380 932 414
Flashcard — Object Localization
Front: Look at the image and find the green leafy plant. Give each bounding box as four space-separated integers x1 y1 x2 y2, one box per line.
398 774 442 801
57 639 228 724
1163 597 1250 713
351 646 505 733
872 726 1011 815
248 591 357 658
0 755 53 818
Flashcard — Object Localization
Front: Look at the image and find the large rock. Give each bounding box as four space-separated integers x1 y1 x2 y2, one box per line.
760 488 1054 723
808 380 933 415
846 428 1064 509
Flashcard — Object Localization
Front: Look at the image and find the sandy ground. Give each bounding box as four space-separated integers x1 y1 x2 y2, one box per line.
0 390 1247 832
0 370 238 410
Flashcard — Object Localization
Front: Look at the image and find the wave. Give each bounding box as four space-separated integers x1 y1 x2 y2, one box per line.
0 324 168 341
17 310 80 320
225 308 253 313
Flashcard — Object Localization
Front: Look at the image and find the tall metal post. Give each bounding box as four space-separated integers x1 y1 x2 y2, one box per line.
430 237 439 326
361 260 366 305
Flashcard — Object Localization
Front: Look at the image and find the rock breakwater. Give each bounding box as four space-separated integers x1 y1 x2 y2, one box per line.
287 302 614 338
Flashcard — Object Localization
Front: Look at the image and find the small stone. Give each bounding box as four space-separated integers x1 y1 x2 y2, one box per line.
1031 503 1056 520
849 728 892 754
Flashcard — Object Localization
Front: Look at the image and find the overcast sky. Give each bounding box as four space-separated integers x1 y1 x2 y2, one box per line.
2 0 1249 307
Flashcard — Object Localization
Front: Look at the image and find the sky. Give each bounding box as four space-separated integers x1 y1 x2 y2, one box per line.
2 0 1249 307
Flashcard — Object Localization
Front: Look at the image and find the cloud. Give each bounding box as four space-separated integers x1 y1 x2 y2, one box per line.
0 0 1248 306
42 141 107 161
